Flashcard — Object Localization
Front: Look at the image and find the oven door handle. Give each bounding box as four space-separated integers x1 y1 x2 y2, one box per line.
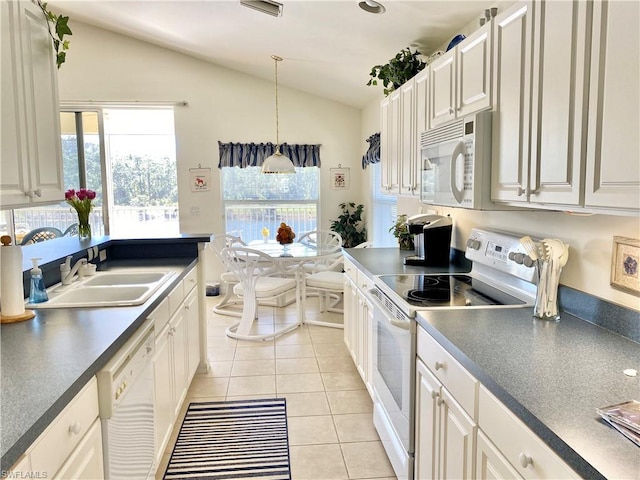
365 289 411 331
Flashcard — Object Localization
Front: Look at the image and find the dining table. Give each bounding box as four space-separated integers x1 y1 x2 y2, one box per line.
228 241 343 340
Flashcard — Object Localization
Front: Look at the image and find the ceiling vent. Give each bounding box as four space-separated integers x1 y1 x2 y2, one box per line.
240 0 283 17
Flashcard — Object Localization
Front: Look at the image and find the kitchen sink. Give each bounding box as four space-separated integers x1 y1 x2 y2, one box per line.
27 270 176 309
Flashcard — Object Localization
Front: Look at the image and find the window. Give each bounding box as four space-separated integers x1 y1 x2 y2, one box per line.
1 108 178 243
371 162 397 247
221 166 319 242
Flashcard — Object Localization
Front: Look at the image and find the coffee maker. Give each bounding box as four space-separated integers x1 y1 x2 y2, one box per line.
403 214 453 267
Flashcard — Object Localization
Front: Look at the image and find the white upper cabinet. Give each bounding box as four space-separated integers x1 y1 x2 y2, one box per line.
400 79 418 195
457 24 493 117
490 1 534 204
430 22 493 128
584 0 640 211
492 0 639 214
529 0 590 206
1 0 64 209
380 91 401 193
430 51 456 128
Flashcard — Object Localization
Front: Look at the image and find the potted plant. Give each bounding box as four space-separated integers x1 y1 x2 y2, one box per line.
389 214 414 250
330 202 367 248
367 47 426 96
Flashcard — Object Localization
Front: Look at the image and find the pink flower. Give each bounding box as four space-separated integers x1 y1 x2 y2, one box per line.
65 189 75 200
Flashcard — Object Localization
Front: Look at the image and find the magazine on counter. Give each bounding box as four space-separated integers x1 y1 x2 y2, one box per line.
597 400 640 447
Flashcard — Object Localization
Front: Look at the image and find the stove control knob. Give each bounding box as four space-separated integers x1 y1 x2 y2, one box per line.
466 239 481 250
523 255 535 268
509 252 525 264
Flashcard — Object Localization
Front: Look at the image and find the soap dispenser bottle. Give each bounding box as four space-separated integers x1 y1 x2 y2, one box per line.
29 258 48 304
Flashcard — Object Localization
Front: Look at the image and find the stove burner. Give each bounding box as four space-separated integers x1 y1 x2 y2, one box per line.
417 277 441 288
407 287 451 303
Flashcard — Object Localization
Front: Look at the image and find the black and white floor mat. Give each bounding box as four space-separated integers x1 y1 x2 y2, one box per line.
164 398 291 480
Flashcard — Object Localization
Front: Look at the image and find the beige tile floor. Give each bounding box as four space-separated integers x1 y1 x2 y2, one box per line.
156 296 397 480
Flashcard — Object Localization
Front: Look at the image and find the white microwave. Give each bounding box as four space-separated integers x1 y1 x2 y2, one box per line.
420 111 494 209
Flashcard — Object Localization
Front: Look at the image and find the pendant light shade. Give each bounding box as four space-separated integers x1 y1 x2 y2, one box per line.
262 55 295 174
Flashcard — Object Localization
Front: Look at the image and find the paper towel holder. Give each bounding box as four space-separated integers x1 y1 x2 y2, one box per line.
1 235 35 323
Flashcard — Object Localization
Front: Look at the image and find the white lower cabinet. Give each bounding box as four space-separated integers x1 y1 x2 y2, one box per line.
478 386 579 480
415 336 477 480
343 258 374 398
415 325 579 480
152 266 200 466
9 377 103 479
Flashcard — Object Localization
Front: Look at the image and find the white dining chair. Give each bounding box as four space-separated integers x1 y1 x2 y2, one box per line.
209 233 247 317
219 246 301 341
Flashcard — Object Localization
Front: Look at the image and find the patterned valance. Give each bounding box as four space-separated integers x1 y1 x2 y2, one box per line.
218 142 321 169
361 133 380 169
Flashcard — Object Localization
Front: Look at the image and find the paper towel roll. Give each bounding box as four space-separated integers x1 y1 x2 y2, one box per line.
1 237 25 317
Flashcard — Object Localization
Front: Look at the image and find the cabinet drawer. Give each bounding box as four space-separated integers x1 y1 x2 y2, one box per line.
343 258 357 283
417 327 478 419
150 297 170 332
357 271 374 292
167 280 184 317
29 377 99 476
478 386 579 480
183 267 197 295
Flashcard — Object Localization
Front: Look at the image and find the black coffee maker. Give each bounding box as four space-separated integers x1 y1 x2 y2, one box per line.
403 214 453 267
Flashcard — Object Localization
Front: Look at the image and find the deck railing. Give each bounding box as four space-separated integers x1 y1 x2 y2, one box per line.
224 203 317 243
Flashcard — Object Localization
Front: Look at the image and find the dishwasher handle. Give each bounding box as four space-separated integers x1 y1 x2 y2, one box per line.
365 288 411 331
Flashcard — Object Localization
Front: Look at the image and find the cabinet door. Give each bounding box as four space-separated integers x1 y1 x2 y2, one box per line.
457 23 492 117
584 0 640 211
440 387 476 480
415 359 441 480
415 68 429 148
171 310 189 419
380 97 391 192
476 430 523 480
363 293 374 398
388 90 401 193
54 419 104 480
1 1 31 207
185 288 200 381
400 79 417 195
153 325 173 464
430 51 456 128
529 0 589 206
491 1 534 203
19 0 64 205
343 277 355 358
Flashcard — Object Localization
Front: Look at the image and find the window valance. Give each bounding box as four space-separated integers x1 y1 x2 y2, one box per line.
218 142 321 169
361 133 380 169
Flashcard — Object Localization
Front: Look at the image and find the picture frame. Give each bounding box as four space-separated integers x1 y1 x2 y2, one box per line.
330 166 350 190
610 236 640 295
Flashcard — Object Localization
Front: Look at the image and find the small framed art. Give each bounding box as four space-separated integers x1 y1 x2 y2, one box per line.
611 236 640 295
330 166 350 190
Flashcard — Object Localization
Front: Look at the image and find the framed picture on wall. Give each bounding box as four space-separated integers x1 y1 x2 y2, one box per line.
611 236 640 295
330 166 349 190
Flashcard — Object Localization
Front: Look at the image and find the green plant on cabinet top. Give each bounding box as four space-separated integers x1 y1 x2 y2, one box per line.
367 47 426 96
330 202 367 248
37 0 72 68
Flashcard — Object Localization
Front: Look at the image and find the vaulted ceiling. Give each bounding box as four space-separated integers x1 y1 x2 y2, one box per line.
51 0 513 108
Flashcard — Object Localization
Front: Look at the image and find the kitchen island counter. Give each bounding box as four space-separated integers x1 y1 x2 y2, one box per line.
1 235 210 472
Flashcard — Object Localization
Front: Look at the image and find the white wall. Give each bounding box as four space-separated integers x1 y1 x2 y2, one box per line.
362 98 640 311
57 22 364 281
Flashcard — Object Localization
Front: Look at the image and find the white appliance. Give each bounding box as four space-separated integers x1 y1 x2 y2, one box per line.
97 319 156 479
366 228 538 480
420 111 494 209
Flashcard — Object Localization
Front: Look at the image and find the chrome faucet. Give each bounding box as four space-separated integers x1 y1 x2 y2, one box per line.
61 256 88 285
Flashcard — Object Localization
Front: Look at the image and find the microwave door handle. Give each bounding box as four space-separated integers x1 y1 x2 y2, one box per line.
450 140 465 204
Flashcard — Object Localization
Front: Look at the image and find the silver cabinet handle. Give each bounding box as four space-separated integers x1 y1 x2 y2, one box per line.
69 421 82 435
431 390 439 399
33 189 42 197
517 186 527 196
435 361 445 371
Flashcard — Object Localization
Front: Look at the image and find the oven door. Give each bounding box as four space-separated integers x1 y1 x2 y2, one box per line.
367 288 416 480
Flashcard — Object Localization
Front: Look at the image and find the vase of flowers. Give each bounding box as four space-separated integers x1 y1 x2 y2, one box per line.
65 188 96 240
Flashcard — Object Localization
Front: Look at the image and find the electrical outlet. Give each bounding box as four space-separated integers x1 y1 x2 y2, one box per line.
99 249 107 262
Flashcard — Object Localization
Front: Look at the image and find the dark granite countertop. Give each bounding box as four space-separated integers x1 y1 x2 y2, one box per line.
344 247 640 480
0 238 206 471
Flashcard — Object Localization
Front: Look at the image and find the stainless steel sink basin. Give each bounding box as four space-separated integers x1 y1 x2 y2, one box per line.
27 270 176 309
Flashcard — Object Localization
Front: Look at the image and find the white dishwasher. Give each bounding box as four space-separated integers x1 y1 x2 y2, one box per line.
97 319 156 479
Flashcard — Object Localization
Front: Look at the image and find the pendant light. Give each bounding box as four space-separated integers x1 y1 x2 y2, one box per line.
262 55 295 174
